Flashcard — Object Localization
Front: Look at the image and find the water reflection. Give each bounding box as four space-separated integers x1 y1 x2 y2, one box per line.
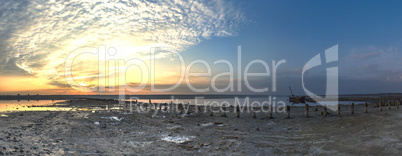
0 100 68 112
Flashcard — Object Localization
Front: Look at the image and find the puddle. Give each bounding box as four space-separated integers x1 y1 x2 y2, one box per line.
161 135 195 144
0 100 68 112
101 116 123 121
267 121 276 126
0 100 122 113
200 122 213 126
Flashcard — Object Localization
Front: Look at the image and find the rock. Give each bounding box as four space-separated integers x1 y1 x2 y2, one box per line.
187 145 193 148
256 127 260 131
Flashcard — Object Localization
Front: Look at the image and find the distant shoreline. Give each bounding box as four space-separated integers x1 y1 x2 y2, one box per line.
0 93 401 101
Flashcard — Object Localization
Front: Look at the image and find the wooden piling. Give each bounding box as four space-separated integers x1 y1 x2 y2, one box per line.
286 106 290 119
397 100 400 109
179 103 183 114
221 107 227 117
236 105 240 118
252 111 256 119
170 101 173 113
268 104 273 119
364 102 368 113
337 104 341 116
388 102 391 110
197 106 202 113
351 103 354 115
305 104 309 118
379 101 383 111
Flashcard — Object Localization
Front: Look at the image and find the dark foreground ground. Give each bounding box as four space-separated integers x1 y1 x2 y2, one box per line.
0 99 401 155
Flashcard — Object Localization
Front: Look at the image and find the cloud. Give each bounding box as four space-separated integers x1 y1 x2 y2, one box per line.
362 63 379 70
47 81 71 88
0 0 246 91
348 46 383 60
342 45 402 81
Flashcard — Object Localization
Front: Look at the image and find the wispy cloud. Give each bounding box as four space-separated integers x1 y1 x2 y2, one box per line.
343 45 402 81
0 0 246 89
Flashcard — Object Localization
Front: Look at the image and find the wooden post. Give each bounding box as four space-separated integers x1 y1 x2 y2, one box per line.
182 103 185 114
323 106 327 117
252 111 256 119
221 106 227 117
379 101 383 111
236 105 240 118
268 104 273 119
286 106 290 119
337 104 341 116
144 103 148 111
351 103 354 115
170 101 173 113
305 104 309 118
388 102 391 110
209 109 213 116
197 106 201 113
397 100 400 109
364 102 368 113
186 103 191 115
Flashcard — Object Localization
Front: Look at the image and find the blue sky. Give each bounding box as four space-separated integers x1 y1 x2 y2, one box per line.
0 0 401 95
181 0 402 95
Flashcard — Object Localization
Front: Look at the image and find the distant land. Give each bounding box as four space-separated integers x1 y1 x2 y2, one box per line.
0 93 401 100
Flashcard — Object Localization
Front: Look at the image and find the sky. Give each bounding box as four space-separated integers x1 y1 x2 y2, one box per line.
0 0 401 95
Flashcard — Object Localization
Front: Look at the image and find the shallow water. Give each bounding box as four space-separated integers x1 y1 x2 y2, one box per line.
0 97 367 113
133 97 366 107
0 100 68 112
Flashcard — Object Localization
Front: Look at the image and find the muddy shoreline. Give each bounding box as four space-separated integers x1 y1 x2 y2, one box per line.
0 99 401 155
